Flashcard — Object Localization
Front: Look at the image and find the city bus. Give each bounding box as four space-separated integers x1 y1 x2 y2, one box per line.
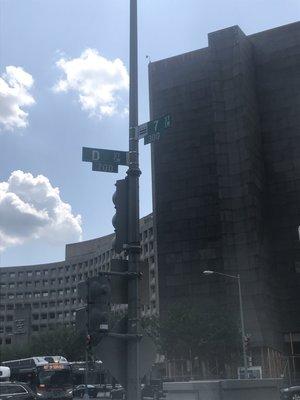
2 356 73 399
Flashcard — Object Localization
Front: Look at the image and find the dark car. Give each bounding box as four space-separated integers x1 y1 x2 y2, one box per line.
72 384 98 398
281 386 300 400
110 385 125 400
0 382 36 400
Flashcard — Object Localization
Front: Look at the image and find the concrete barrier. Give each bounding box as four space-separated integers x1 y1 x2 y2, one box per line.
164 378 283 400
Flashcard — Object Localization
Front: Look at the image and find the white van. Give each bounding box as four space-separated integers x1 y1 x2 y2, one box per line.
0 366 11 381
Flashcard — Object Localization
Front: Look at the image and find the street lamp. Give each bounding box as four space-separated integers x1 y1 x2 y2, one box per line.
202 269 248 379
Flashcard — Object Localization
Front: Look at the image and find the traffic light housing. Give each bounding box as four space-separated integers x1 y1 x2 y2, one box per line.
112 178 128 253
76 276 111 346
244 334 251 352
88 276 111 333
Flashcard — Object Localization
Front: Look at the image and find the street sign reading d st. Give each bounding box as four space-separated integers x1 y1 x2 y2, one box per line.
82 147 129 166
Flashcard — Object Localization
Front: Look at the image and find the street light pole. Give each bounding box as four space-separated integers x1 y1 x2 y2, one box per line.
127 0 141 399
203 270 248 379
237 274 248 379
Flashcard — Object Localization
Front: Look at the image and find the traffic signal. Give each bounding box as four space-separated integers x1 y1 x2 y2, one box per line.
112 178 128 253
76 276 111 346
88 276 111 334
244 334 251 352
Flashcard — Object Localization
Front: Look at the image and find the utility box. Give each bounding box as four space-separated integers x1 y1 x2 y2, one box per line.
164 379 283 400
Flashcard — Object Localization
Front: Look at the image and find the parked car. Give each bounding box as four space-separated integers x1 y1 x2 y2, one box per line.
0 382 36 400
110 385 125 399
73 384 98 398
281 386 300 400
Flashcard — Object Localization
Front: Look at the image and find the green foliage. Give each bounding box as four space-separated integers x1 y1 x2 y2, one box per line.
142 303 240 364
0 327 86 362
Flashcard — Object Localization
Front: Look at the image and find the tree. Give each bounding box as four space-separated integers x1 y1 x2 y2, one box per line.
142 302 241 376
0 326 86 362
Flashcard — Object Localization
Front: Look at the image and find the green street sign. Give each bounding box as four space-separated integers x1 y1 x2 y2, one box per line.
140 114 171 144
144 132 161 145
92 162 118 173
82 147 129 166
138 114 171 139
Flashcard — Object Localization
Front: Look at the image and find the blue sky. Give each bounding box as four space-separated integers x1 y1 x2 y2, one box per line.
0 0 299 267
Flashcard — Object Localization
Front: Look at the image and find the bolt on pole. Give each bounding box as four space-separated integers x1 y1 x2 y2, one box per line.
127 0 141 399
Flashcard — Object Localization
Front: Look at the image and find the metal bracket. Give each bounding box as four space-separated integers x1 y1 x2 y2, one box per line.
106 332 142 341
97 270 142 279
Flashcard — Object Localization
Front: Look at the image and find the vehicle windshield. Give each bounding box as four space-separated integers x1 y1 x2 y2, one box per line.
37 370 72 387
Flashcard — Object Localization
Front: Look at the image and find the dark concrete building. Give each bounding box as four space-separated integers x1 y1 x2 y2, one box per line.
149 22 300 378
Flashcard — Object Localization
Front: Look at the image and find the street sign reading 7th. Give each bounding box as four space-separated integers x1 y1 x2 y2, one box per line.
82 147 129 166
138 114 171 144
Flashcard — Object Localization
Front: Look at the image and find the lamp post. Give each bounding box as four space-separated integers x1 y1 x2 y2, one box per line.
203 270 248 379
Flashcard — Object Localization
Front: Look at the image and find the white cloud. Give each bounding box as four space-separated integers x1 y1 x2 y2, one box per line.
0 66 35 131
53 48 129 119
0 171 82 252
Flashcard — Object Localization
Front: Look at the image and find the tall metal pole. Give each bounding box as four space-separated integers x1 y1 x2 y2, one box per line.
127 0 141 399
237 274 248 379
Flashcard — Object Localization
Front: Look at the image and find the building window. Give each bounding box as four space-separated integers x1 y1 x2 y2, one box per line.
149 227 153 236
8 293 14 300
36 270 41 276
9 283 15 289
35 281 40 287
25 293 32 299
34 292 40 298
32 325 39 331
5 338 11 345
51 279 55 285
0 283 6 290
42 292 49 297
49 301 55 307
33 314 39 320
44 270 49 276
7 304 14 310
43 280 48 286
5 326 12 333
49 312 55 319
26 281 32 287
27 271 33 277
57 312 63 319
16 293 23 299
64 299 70 305
18 272 23 278
17 282 23 288
0 316 4 322
6 315 13 322
41 313 47 320
58 290 64 296
65 288 70 295
57 301 63 307
41 302 47 308
9 272 15 279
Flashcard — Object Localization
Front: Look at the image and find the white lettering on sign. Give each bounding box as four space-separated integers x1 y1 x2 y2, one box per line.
113 152 121 163
92 150 100 161
164 115 171 128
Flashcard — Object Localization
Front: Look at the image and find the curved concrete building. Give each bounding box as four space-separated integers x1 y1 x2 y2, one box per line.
0 214 157 349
